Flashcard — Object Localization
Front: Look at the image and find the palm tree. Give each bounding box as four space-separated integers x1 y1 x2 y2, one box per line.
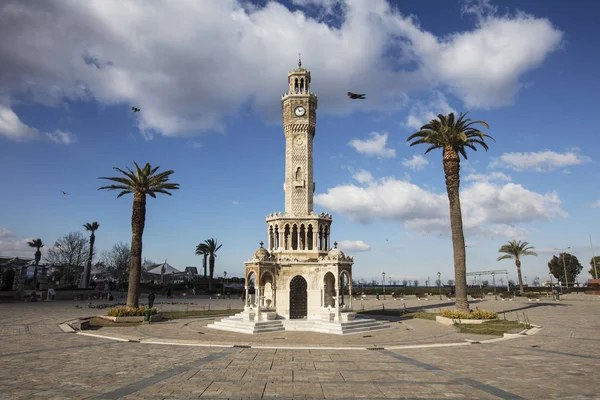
99 162 179 307
407 112 494 312
27 238 44 287
195 243 209 279
203 238 222 292
82 221 100 289
497 240 538 294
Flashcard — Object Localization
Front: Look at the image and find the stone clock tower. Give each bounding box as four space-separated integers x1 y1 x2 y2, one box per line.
281 58 318 216
208 61 386 334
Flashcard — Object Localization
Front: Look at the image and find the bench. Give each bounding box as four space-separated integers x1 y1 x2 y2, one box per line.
24 291 44 302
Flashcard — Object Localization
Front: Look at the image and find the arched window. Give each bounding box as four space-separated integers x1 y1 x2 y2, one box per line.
295 166 302 180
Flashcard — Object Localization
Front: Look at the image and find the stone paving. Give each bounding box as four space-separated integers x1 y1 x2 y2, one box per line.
0 293 599 399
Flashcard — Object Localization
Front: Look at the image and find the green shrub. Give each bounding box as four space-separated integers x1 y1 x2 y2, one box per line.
107 307 157 317
441 309 497 320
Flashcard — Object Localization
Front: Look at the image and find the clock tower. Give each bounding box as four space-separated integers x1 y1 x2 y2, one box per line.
281 57 318 216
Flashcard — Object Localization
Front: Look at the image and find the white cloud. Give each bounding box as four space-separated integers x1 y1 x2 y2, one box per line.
336 240 371 252
352 170 374 183
489 150 591 172
0 230 36 258
405 90 456 130
0 104 76 144
0 104 40 141
349 132 396 158
402 154 430 171
314 174 565 237
590 200 600 209
46 129 77 144
0 0 562 139
0 228 15 239
464 171 511 182
232 200 240 205
187 141 203 149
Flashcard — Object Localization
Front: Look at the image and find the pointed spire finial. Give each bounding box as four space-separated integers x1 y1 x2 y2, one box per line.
259 241 264 248
298 52 302 68
334 241 338 248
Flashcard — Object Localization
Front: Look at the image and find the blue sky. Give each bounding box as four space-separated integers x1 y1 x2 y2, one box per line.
1 0 599 285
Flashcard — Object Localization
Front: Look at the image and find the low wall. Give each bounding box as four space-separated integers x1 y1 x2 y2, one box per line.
98 313 163 323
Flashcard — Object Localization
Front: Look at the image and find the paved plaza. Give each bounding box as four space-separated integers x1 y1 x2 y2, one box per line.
1 294 599 399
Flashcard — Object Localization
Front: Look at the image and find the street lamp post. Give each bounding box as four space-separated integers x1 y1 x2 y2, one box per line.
555 247 571 289
437 271 441 300
492 272 497 300
382 272 386 300
223 271 227 296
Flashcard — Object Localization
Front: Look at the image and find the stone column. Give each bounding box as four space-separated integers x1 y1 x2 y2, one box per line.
335 288 340 321
272 286 277 308
259 286 265 308
313 230 318 251
349 285 353 309
244 286 249 308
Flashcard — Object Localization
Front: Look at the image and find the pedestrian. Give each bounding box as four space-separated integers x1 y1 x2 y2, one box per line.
167 288 172 299
148 292 155 308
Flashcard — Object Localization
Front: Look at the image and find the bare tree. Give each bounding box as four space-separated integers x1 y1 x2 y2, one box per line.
45 232 89 287
413 280 419 287
100 242 131 283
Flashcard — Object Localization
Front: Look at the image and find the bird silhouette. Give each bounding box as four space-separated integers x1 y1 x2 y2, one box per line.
347 92 366 100
131 106 140 112
61 191 69 195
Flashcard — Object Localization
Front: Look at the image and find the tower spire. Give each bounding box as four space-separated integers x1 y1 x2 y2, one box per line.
298 53 302 68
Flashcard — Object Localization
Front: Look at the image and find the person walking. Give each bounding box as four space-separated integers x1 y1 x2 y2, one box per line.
148 292 156 308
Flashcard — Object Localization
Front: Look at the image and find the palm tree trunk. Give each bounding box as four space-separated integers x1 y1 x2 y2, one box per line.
515 259 524 294
127 193 146 307
33 249 41 288
208 255 215 292
203 255 207 279
443 147 469 312
84 234 95 289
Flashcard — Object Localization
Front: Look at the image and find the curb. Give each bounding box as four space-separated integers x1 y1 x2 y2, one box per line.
73 324 541 351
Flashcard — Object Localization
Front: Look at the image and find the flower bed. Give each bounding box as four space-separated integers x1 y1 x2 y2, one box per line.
101 306 161 322
107 307 157 317
436 309 498 325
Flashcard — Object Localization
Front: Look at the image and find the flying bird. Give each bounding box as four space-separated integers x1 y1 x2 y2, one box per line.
61 191 69 195
131 106 140 112
347 92 366 100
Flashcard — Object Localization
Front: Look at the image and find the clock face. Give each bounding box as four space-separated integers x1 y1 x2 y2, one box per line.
294 136 304 146
294 106 306 117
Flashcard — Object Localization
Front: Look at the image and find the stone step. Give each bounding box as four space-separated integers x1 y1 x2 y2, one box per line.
208 315 389 335
207 317 286 334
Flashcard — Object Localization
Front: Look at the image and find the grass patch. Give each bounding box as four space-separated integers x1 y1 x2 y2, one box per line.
456 319 531 336
161 309 243 319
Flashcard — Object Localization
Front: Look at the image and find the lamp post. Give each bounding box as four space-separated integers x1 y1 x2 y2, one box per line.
554 247 570 289
223 271 227 296
437 271 441 300
492 272 497 300
382 272 386 300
